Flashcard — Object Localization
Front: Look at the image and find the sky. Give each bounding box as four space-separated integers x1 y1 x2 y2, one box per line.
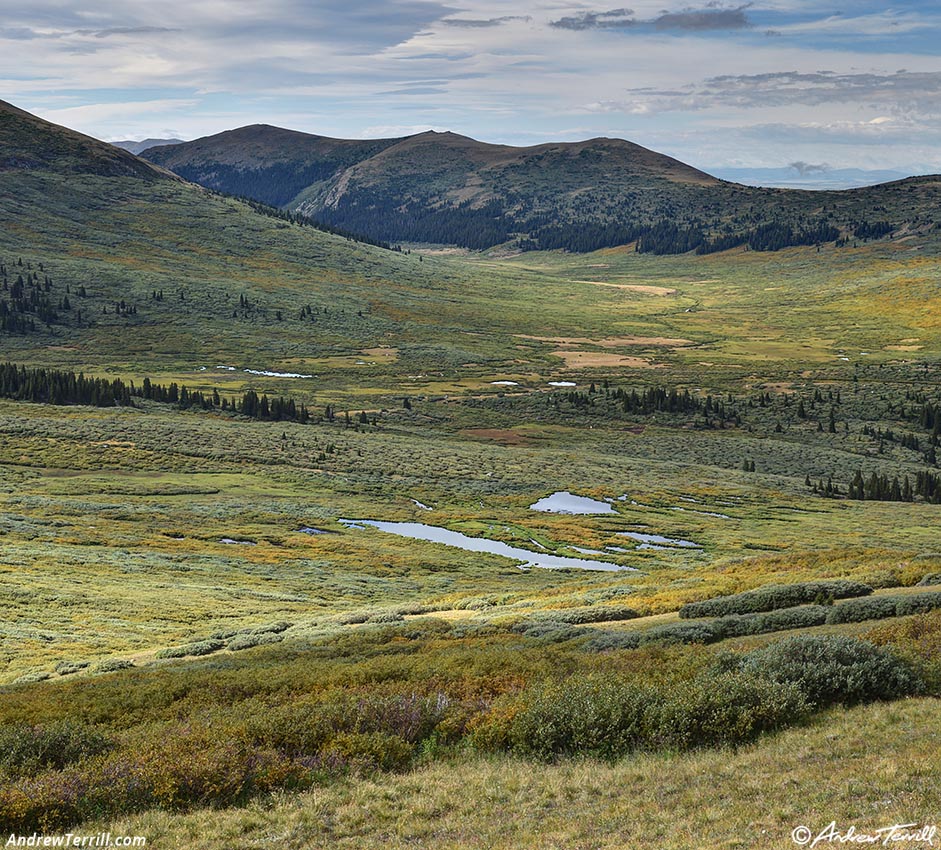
1 1 940 175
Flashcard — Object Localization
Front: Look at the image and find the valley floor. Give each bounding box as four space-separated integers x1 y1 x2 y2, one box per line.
3 176 941 846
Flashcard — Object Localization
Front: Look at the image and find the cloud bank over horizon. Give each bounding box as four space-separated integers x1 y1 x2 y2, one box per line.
1 0 939 173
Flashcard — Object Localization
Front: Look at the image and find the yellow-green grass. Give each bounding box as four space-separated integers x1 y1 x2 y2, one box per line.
2 391 940 682
5 172 941 409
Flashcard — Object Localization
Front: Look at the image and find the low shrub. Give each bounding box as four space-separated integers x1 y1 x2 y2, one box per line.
333 610 371 625
538 605 639 625
715 605 829 638
320 732 414 773
655 672 809 750
12 671 51 685
512 621 588 642
227 633 284 652
867 610 941 695
155 639 225 659
54 661 89 676
581 631 642 652
895 591 941 616
251 621 292 635
0 721 112 778
680 581 872 619
738 635 921 708
641 621 719 646
92 659 133 673
0 726 305 833
917 573 941 587
478 671 808 761
501 676 656 760
367 612 405 624
585 605 829 652
397 618 454 640
825 592 941 624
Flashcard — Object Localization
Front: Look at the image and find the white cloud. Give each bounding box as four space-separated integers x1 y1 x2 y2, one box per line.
0 0 939 171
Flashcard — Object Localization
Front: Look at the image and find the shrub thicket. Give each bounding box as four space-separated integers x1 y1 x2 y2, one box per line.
825 591 941 624
0 721 112 778
474 671 808 760
584 605 829 651
680 581 872 619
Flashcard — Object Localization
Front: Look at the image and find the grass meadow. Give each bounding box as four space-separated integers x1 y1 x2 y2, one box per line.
2 171 941 844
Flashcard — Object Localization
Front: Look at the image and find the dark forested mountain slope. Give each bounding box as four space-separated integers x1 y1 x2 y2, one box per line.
144 122 941 253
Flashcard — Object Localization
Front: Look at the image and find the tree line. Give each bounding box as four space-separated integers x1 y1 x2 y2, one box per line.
0 363 315 425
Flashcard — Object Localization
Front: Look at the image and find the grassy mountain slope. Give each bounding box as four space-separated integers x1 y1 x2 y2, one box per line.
0 99 174 180
143 120 941 252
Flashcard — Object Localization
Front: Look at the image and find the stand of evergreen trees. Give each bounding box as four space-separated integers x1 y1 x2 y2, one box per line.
317 194 515 250
0 259 60 333
234 196 400 251
0 363 132 406
846 469 941 504
0 363 313 425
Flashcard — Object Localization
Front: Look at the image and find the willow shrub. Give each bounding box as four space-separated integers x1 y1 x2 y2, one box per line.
739 635 921 708
679 581 872 619
473 671 808 761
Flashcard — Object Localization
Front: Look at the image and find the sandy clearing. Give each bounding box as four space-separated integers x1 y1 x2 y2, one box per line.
574 280 678 295
552 350 661 369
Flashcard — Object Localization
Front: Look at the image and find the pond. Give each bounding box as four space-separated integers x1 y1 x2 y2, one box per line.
338 519 633 572
618 531 701 549
529 491 616 515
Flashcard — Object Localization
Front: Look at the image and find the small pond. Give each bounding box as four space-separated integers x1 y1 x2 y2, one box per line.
529 491 616 515
618 531 701 549
339 519 633 572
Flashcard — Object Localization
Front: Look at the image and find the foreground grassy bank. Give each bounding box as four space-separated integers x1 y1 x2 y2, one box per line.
2 610 938 835
87 695 941 850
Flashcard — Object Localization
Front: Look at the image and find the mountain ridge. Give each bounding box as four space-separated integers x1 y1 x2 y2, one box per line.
141 119 941 253
112 138 184 155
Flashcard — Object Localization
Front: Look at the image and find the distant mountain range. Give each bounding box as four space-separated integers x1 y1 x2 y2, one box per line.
2 98 938 256
710 167 912 190
111 138 184 155
142 125 941 253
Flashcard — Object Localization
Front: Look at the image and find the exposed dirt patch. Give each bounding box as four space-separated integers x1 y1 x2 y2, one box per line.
552 350 660 369
575 281 678 296
361 347 398 359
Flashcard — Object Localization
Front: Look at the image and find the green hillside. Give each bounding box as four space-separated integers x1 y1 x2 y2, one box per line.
0 99 173 180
